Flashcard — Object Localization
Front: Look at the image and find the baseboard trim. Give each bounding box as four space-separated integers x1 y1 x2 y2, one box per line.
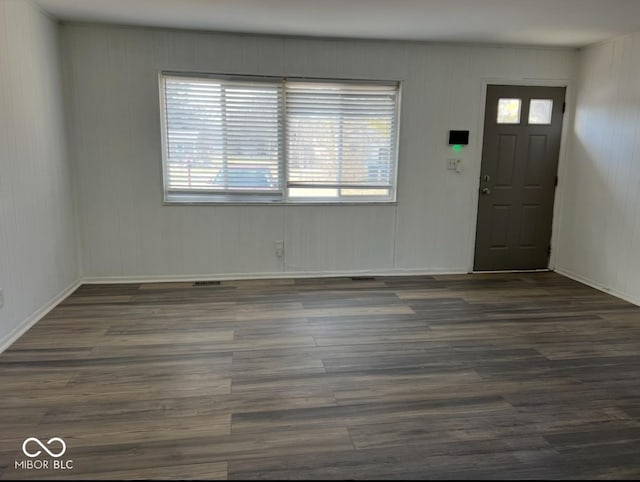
0 279 82 354
554 267 640 307
81 268 470 284
472 269 551 274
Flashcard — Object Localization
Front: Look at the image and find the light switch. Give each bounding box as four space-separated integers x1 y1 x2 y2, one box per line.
447 159 463 172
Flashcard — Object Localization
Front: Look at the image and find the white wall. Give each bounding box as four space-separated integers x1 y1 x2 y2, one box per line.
0 0 79 349
556 32 640 305
62 23 576 281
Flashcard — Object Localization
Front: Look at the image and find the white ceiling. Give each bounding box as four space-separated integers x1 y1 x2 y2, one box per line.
36 0 640 48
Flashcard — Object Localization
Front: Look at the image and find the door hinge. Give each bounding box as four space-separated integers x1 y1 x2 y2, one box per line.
555 175 558 187
562 102 566 114
548 245 552 255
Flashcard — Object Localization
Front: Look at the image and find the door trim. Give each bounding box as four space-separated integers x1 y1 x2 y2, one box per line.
467 78 574 273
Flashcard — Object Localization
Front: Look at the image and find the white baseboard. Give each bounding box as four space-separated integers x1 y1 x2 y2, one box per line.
472 269 550 274
554 267 640 307
0 279 82 354
81 267 469 284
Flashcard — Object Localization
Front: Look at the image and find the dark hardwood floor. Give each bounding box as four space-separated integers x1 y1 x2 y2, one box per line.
1 272 639 480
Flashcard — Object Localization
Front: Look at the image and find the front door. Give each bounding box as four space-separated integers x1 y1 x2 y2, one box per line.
474 85 566 271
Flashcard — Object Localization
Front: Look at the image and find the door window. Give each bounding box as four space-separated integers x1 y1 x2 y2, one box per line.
497 98 522 124
528 99 553 124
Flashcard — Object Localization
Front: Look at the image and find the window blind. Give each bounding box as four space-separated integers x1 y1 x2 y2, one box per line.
160 73 399 203
162 75 283 201
285 81 398 200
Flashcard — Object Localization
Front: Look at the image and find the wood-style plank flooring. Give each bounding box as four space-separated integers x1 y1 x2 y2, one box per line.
1 272 640 479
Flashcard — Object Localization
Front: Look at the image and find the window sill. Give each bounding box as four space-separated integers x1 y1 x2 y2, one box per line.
162 200 398 206
163 192 397 205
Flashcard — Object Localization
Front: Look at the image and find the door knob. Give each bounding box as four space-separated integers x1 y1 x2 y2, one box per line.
481 187 491 195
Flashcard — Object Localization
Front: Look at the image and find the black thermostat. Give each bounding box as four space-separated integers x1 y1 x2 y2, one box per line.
448 130 469 145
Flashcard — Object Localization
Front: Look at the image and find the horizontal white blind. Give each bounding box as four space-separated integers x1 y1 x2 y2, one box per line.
285 81 398 200
162 75 283 197
160 74 400 203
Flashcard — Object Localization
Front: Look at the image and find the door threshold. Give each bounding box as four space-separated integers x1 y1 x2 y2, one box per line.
472 269 551 274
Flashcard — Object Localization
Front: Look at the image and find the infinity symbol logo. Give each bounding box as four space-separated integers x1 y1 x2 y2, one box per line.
22 437 66 458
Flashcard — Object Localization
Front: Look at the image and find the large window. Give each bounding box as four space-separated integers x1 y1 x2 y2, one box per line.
160 73 400 203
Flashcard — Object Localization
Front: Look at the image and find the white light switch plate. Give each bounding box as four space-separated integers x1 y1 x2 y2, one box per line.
447 159 463 172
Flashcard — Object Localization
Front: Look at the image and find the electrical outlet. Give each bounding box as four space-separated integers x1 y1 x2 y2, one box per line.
0 289 4 309
275 240 284 258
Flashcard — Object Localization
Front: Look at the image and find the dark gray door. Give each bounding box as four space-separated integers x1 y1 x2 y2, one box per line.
474 85 566 271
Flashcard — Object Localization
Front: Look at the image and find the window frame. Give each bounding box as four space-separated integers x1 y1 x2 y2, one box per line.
159 71 401 205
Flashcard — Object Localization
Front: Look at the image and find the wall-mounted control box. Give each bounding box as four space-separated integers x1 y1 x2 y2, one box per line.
448 130 469 145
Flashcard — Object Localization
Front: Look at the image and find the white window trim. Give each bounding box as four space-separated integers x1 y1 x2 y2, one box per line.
159 71 402 205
